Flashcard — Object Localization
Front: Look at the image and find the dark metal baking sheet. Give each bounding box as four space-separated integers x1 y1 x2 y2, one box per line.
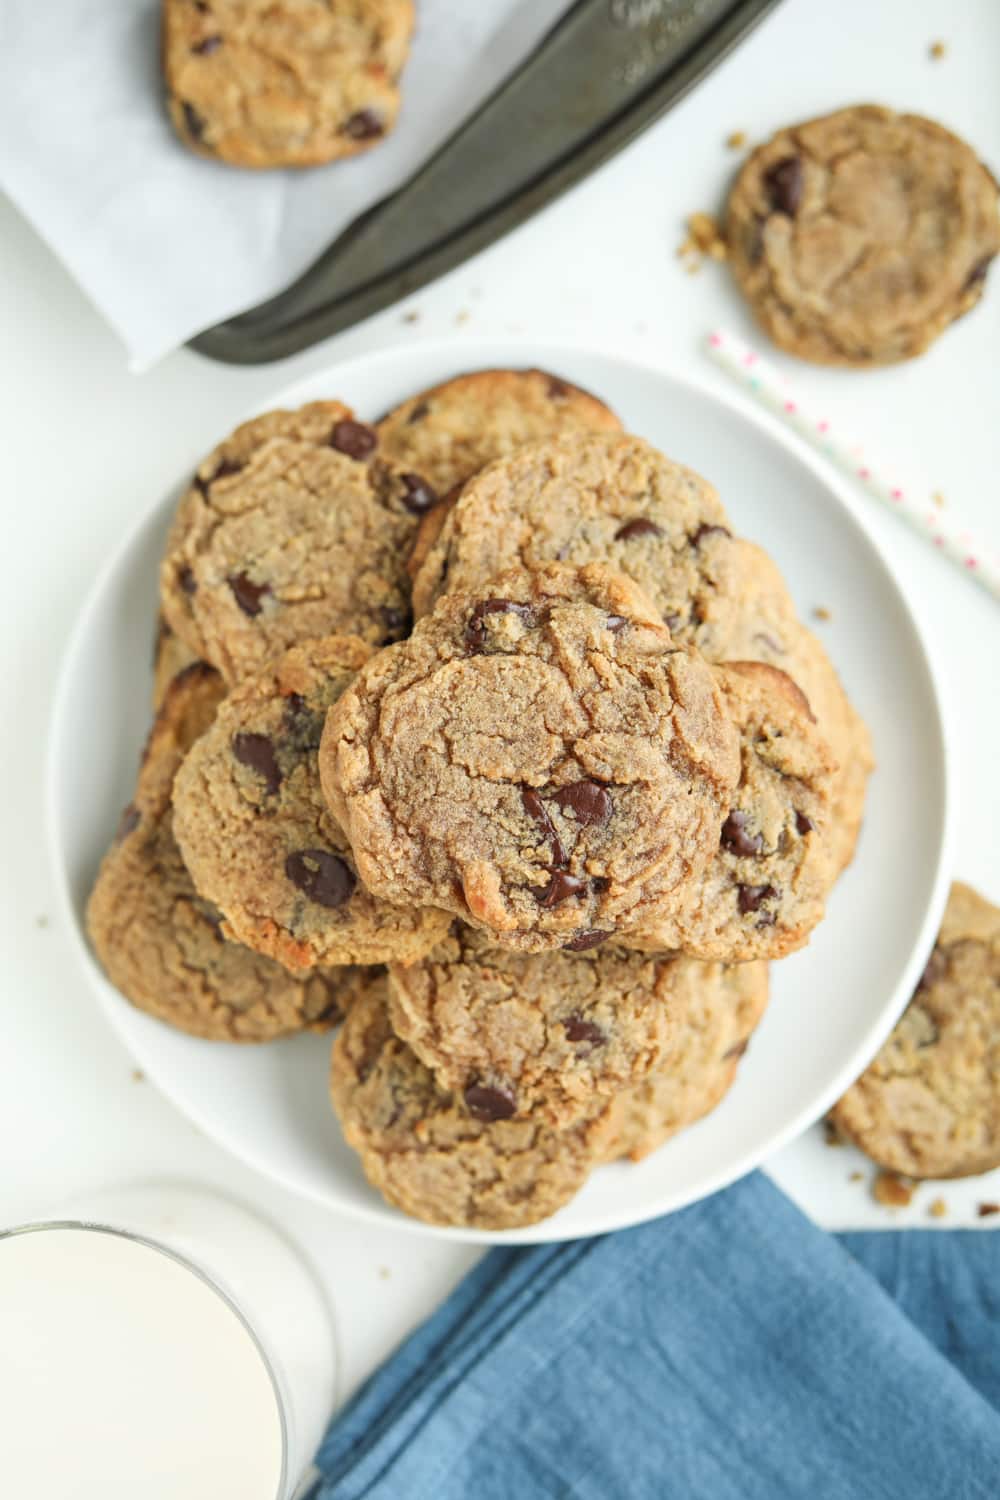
189 0 781 365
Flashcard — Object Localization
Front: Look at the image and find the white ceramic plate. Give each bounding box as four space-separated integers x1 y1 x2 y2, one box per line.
48 340 952 1244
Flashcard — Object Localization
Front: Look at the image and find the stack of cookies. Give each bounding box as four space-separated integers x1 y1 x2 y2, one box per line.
88 368 873 1229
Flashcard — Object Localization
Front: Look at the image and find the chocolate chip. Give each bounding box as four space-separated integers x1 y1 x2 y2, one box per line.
689 523 732 547
795 811 814 836
182 102 207 141
723 1038 750 1061
285 850 355 909
228 572 271 617
382 605 410 638
721 811 764 857
232 732 281 795
977 1202 1000 1218
192 35 222 54
399 472 438 515
466 598 534 652
737 882 779 915
563 929 612 952
342 109 384 141
178 565 197 595
765 156 803 216
521 787 568 869
115 804 140 844
615 518 663 541
539 871 587 907
547 377 570 399
605 615 628 632
331 419 377 460
590 877 611 894
755 910 777 929
966 255 994 291
195 899 225 936
563 1013 606 1048
283 692 324 751
753 632 786 655
407 401 430 424
552 780 611 828
464 1082 516 1122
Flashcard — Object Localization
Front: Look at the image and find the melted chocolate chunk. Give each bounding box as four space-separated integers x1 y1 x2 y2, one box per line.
605 615 628 632
232 732 282 795
466 598 534 652
115 804 140 844
794 811 814 836
538 871 587 907
191 35 222 54
553 780 611 828
464 1082 516 1122
521 787 568 869
285 849 355 909
182 101 207 141
228 572 271 617
331 419 377 460
178 565 197 596
547 377 570 399
721 810 764 857
407 401 430 424
563 929 612 952
737 882 779 915
614 518 663 542
689 523 732 547
765 156 804 217
590 877 611 894
342 109 384 141
382 605 410 638
563 1013 606 1048
399 472 438 515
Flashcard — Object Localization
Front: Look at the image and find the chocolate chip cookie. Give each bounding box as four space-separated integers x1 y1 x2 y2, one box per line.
374 368 622 568
409 432 733 621
320 562 740 951
172 636 451 972
331 974 617 1229
152 614 199 709
601 960 770 1162
160 402 414 682
830 883 1000 1178
388 928 698 1128
87 663 354 1040
727 105 1000 365
163 0 414 168
627 661 837 960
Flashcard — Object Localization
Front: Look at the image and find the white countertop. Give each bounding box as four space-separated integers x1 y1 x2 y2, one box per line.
2 0 999 1418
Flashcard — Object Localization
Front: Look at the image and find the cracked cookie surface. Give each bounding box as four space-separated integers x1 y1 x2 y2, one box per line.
172 636 451 972
320 562 740 951
726 104 1000 366
87 663 355 1040
160 402 415 682
163 0 414 168
331 975 616 1229
388 928 696 1127
627 661 837 960
831 883 1000 1178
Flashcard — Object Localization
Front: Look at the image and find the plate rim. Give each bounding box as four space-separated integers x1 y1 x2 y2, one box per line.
45 334 955 1244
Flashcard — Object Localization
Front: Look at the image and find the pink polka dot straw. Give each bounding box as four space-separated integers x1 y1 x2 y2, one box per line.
706 330 1000 605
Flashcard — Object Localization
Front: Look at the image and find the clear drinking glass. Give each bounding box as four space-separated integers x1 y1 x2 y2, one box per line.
0 1183 337 1500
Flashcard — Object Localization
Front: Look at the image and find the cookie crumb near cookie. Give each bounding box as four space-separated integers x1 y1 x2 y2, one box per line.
402 310 421 324
849 1170 865 1183
678 212 727 268
812 605 832 622
928 1197 947 1219
873 1171 914 1208
725 131 747 150
978 1202 1000 1218
132 1069 145 1084
929 40 948 61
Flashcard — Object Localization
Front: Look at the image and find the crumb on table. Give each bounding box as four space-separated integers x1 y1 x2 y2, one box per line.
928 1198 947 1219
402 310 420 324
873 1171 914 1208
929 40 947 60
978 1202 1000 1218
932 491 946 508
377 1265 391 1279
678 212 727 268
849 1171 865 1183
131 1069 145 1084
812 605 832 622
455 310 470 326
823 1118 843 1147
725 131 747 150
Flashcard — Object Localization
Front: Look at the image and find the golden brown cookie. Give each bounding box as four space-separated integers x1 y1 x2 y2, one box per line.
331 975 616 1229
626 661 838 960
87 664 355 1041
320 563 740 952
159 402 416 682
830 883 1000 1178
601 961 770 1162
163 0 415 168
726 105 1000 366
388 930 696 1128
172 637 451 973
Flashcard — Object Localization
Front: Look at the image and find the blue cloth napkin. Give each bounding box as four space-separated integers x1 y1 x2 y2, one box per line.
315 1173 1000 1499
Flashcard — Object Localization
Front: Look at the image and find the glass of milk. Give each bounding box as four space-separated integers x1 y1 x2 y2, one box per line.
0 1183 337 1500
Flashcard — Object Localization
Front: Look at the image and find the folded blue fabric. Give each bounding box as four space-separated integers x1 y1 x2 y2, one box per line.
315 1173 1000 1499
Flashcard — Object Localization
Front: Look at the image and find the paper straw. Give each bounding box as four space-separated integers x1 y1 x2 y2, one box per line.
706 329 1000 605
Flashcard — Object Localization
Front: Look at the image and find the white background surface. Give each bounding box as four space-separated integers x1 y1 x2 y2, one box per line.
2 0 999 1426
